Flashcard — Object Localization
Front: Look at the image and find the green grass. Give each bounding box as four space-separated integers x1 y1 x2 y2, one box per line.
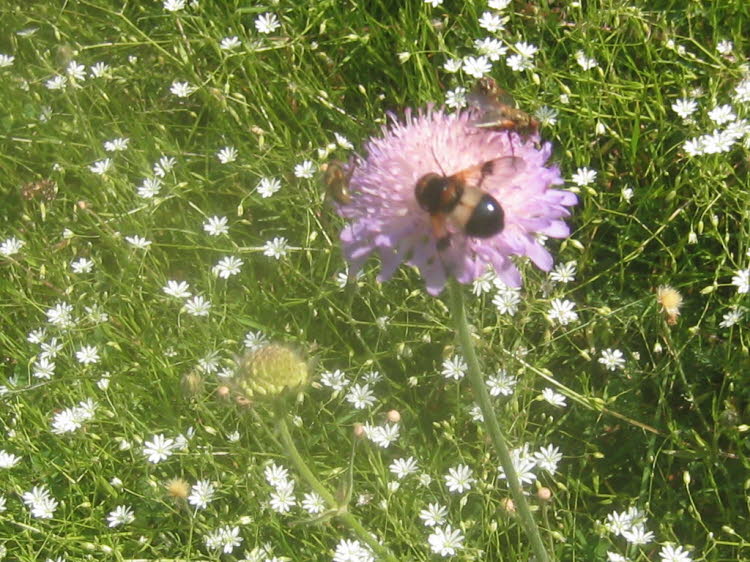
1 0 749 560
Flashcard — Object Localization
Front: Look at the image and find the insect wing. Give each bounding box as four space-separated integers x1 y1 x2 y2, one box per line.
451 156 525 190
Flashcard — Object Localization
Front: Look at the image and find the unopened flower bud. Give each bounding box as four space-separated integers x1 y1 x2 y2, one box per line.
537 487 552 501
501 497 515 513
353 423 366 438
386 410 401 423
232 344 309 401
181 370 204 397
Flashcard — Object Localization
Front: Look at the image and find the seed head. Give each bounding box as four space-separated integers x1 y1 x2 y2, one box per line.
656 285 683 324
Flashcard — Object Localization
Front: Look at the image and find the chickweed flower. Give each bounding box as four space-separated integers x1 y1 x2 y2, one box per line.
672 98 698 119
143 434 176 464
335 107 575 295
333 539 374 562
257 177 281 198
542 387 567 407
188 480 216 509
263 236 289 259
293 160 315 178
659 544 693 562
731 267 750 293
547 298 578 325
0 450 21 469
220 36 241 50
255 12 280 34
389 456 419 479
216 146 238 163
170 80 195 98
462 55 492 78
107 505 135 527
419 502 448 527
0 236 25 256
598 348 625 371
571 166 597 186
441 355 467 381
428 525 465 557
444 464 474 493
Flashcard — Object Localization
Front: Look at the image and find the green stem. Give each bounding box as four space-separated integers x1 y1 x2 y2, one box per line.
447 280 550 562
276 416 399 562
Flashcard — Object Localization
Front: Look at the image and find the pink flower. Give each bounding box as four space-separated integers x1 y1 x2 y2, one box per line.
336 107 576 295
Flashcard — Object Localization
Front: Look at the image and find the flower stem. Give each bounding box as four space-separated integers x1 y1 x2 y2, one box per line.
276 415 399 562
447 280 550 562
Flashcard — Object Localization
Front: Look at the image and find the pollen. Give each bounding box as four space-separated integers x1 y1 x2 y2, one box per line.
656 285 683 324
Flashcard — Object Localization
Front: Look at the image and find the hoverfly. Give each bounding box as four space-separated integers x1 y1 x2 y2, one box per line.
321 160 352 205
468 77 539 139
415 155 524 250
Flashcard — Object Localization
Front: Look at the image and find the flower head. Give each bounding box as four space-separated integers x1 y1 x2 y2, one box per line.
336 107 576 295
231 344 309 401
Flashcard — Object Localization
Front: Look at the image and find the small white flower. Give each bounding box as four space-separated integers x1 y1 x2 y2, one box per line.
542 387 567 407
243 330 268 351
188 479 216 509
574 50 598 70
134 177 161 198
444 464 474 494
0 450 21 469
547 298 578 326
269 481 296 513
622 524 654 545
332 539 374 562
125 235 152 249
683 137 703 156
89 62 111 78
143 434 175 463
478 11 506 32
731 268 750 294
441 355 467 381
263 236 289 259
659 544 692 562
320 369 348 391
462 55 492 78
492 284 521 316
419 502 448 527
671 98 697 119
255 12 280 34
389 457 418 479
294 160 315 178
71 257 94 273
367 422 399 448
708 104 736 125
45 75 67 90
443 58 463 73
163 0 186 11
486 370 517 397
549 260 577 283
90 158 112 175
183 295 211 316
534 105 558 127
488 0 511 8
66 61 87 81
220 36 242 50
32 357 55 380
345 383 376 409
301 491 325 514
474 37 507 61
445 87 467 110
734 77 750 103
571 166 597 186
153 155 176 177
202 215 229 236
163 280 191 298
334 132 354 150
719 308 743 328
428 525 465 557
264 463 290 488
216 146 238 163
507 42 537 71
104 137 129 152
170 80 195 98
716 40 733 55
0 236 25 257
534 444 562 473
598 348 626 371
212 256 244 278
423 0 443 6
107 505 135 527
76 345 100 365
0 54 15 67
498 443 538 484
256 176 282 198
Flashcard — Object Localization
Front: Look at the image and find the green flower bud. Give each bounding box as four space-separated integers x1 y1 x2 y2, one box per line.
232 344 308 401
